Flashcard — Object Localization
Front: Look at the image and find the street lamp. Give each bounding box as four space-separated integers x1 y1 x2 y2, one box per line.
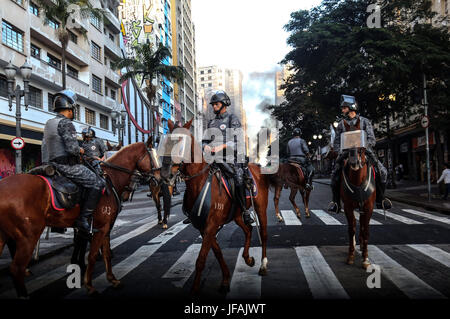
333 121 338 128
111 108 127 145
5 60 32 174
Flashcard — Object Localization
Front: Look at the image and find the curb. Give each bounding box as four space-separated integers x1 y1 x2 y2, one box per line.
313 180 450 215
0 199 184 276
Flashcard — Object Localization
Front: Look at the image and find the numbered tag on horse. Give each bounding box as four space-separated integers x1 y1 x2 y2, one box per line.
340 130 367 151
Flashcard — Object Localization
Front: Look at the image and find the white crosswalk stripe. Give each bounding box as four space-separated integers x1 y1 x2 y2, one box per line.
280 210 302 225
353 211 382 225
228 247 262 299
407 244 450 268
294 246 349 299
367 245 446 299
373 209 422 224
402 209 450 225
310 210 343 225
162 244 202 288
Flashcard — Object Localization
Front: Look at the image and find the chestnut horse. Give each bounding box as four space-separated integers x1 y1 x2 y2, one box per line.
107 140 174 229
161 119 275 295
0 139 157 297
271 162 312 222
340 122 376 269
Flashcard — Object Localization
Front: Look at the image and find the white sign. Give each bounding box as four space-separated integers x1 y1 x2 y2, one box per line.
421 116 430 128
11 137 25 150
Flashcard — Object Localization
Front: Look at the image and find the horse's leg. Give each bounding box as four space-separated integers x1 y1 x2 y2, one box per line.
289 188 301 219
253 192 269 276
191 227 215 295
76 234 88 274
0 230 6 257
211 237 230 293
154 191 162 225
303 189 311 218
273 185 283 222
359 208 372 269
234 213 255 267
101 234 121 288
71 231 81 265
9 235 39 298
344 205 356 265
161 183 171 229
84 229 107 295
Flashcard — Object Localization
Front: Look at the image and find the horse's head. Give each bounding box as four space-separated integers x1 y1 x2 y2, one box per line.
158 119 195 186
347 147 367 171
106 140 123 151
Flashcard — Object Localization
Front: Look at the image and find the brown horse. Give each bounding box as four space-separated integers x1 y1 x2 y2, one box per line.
339 125 376 269
161 119 275 295
0 139 157 298
271 162 312 222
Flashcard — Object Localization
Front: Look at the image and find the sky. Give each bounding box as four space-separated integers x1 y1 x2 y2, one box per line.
191 0 322 138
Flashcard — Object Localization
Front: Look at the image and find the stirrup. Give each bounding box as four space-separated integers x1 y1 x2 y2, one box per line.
327 201 339 213
377 198 392 210
305 183 314 191
243 210 254 225
183 217 191 224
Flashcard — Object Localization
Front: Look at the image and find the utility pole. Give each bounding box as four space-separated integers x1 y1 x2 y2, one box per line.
423 73 431 201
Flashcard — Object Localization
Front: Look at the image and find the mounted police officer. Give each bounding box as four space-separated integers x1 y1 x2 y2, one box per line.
327 95 392 213
81 127 106 176
203 90 253 225
41 89 105 235
286 128 314 190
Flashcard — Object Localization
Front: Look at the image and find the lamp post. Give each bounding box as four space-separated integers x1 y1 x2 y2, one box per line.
4 61 32 174
111 109 127 145
312 133 323 175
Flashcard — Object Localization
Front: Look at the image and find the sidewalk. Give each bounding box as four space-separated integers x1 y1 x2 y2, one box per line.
313 178 450 215
0 185 184 275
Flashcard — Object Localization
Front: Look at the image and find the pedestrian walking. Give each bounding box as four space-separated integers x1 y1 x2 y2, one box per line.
437 163 450 200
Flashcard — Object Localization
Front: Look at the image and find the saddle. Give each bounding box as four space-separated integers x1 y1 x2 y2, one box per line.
28 165 82 210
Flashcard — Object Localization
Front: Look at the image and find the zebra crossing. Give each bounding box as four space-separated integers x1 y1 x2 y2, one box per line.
0 205 449 299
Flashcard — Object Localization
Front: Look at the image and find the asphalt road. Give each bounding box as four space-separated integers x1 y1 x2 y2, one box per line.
0 182 449 306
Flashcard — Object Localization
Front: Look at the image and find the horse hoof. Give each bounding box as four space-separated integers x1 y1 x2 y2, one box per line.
25 269 33 277
158 219 163 225
162 224 168 229
346 258 354 265
305 212 311 218
245 257 255 267
218 284 230 294
258 268 267 276
111 280 123 289
276 215 283 223
362 261 371 270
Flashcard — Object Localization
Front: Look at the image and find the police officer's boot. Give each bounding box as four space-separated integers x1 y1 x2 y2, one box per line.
237 184 253 225
74 188 102 236
306 171 314 191
327 171 341 213
376 181 392 210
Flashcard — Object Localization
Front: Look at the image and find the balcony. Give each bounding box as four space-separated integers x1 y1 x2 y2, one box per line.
104 8 121 34
105 68 120 87
104 37 122 60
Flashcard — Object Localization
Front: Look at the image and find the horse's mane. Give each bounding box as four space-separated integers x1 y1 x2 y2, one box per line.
105 142 145 163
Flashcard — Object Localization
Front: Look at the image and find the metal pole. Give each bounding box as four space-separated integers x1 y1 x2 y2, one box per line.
423 73 431 201
15 85 22 174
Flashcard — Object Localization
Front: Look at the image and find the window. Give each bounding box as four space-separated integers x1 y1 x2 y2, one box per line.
201 84 204 88
109 33 114 41
46 53 61 70
2 20 24 52
200 77 204 81
208 83 212 87
29 2 39 16
0 75 8 98
92 74 102 94
100 114 109 130
208 76 212 80
104 56 108 66
91 41 101 61
47 18 60 30
85 108 96 125
13 0 23 6
30 43 40 59
68 30 77 44
110 89 116 100
74 104 80 121
29 86 42 109
208 69 211 73
200 70 204 74
67 65 78 78
90 13 101 30
48 93 54 110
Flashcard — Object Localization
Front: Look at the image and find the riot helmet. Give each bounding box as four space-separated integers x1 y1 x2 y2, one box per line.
53 89 78 112
340 95 357 111
82 127 95 139
293 128 302 136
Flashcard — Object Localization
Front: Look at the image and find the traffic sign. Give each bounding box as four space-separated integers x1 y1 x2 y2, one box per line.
11 137 25 150
421 115 430 129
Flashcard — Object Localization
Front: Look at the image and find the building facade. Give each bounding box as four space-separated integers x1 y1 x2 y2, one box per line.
0 0 122 178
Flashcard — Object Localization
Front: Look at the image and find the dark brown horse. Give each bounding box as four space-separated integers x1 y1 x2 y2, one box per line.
162 119 275 295
271 162 312 221
0 139 157 297
340 122 376 269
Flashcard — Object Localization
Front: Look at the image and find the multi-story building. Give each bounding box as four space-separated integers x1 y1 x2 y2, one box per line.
275 64 293 105
0 0 122 177
171 0 197 129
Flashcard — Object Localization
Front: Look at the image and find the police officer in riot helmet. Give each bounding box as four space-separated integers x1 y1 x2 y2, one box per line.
41 89 105 236
81 127 106 176
286 128 314 190
327 95 392 213
183 90 253 225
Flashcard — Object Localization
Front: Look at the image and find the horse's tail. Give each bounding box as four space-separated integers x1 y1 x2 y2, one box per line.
263 172 280 191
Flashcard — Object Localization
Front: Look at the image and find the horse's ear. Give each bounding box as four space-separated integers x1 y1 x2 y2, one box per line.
106 141 112 151
145 135 153 148
118 141 123 149
168 119 175 133
183 118 194 130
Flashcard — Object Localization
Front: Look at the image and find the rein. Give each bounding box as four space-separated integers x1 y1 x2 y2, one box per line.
180 163 211 181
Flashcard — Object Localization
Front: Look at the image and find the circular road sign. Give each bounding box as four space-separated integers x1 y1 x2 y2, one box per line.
421 115 430 129
11 137 25 150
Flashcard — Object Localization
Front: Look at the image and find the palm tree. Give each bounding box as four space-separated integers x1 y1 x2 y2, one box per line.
35 0 105 89
112 42 185 129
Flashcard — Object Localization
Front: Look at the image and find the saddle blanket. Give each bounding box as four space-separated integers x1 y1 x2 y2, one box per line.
220 169 258 199
38 175 71 211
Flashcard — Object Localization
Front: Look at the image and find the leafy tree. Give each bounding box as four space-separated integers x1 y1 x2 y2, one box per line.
35 0 106 89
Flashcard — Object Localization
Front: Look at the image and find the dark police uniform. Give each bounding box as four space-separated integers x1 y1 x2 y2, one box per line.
286 136 314 188
82 137 106 176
